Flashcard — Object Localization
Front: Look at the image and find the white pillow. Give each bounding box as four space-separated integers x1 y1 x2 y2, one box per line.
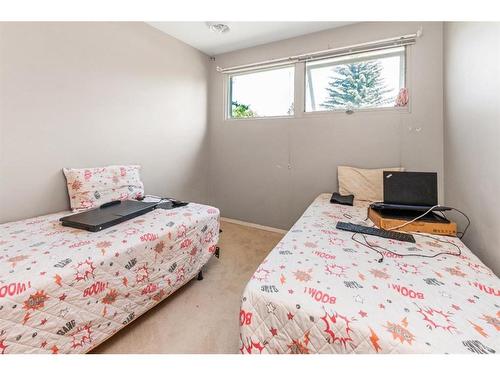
338 166 404 202
63 165 144 210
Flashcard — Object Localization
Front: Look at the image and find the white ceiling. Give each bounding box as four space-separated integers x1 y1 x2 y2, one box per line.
147 22 354 55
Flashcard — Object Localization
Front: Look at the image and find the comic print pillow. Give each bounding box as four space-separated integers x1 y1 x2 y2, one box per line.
63 165 144 210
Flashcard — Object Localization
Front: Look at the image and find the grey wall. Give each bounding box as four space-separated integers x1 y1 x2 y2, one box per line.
0 22 210 222
208 22 444 230
444 22 500 276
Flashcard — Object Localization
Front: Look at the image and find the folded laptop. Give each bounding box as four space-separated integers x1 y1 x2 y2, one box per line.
60 200 158 232
370 171 450 212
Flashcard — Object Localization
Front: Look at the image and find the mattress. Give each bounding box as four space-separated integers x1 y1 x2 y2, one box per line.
0 202 219 354
239 194 499 354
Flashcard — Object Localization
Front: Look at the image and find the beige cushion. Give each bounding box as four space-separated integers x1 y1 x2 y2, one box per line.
338 166 404 202
63 165 144 210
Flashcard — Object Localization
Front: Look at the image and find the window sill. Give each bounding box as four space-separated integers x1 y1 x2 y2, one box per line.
301 106 410 117
223 106 410 122
224 114 295 122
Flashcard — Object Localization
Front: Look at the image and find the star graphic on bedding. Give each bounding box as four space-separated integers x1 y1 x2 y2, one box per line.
440 291 452 299
354 295 364 304
266 302 276 314
58 308 69 318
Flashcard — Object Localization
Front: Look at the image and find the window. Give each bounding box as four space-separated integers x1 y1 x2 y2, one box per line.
305 47 406 112
228 66 294 119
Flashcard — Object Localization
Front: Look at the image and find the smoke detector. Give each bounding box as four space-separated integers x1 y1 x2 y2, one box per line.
206 22 230 34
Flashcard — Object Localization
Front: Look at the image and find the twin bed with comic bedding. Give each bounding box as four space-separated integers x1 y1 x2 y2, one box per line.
239 192 500 354
0 166 220 354
0 202 219 354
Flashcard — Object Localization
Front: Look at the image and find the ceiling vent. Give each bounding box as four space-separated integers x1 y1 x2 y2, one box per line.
206 22 230 34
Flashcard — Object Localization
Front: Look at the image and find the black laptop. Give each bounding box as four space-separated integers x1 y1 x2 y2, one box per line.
60 200 159 232
370 171 450 212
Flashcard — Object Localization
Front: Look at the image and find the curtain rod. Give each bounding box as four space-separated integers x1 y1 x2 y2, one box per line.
217 30 422 74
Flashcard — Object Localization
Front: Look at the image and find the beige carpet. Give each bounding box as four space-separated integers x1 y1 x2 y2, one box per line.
92 221 284 354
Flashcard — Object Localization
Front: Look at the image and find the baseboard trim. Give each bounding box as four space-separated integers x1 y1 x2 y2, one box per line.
220 217 287 235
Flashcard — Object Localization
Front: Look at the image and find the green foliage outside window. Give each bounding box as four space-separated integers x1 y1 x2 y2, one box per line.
231 101 257 118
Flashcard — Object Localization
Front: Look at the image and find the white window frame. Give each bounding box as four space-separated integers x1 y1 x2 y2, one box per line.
224 45 412 121
304 46 407 114
225 64 296 121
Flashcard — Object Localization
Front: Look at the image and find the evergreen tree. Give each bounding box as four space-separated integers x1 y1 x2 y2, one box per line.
231 101 257 118
321 61 391 109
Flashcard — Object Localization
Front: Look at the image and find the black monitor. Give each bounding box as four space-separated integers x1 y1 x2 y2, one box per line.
383 171 438 207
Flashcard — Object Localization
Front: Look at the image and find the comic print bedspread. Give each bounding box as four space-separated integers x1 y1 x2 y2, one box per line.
239 194 500 354
0 203 219 354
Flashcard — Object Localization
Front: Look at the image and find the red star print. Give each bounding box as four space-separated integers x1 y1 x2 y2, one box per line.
40 318 48 325
451 304 461 311
270 327 278 336
378 304 385 309
287 312 294 320
359 310 368 318
115 252 120 257
51 345 59 354
288 289 294 294
59 293 67 301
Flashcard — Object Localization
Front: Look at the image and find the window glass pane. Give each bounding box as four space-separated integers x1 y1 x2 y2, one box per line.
229 66 294 118
305 47 405 112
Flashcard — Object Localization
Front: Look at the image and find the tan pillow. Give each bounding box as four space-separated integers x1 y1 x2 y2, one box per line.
338 166 404 202
63 165 144 210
